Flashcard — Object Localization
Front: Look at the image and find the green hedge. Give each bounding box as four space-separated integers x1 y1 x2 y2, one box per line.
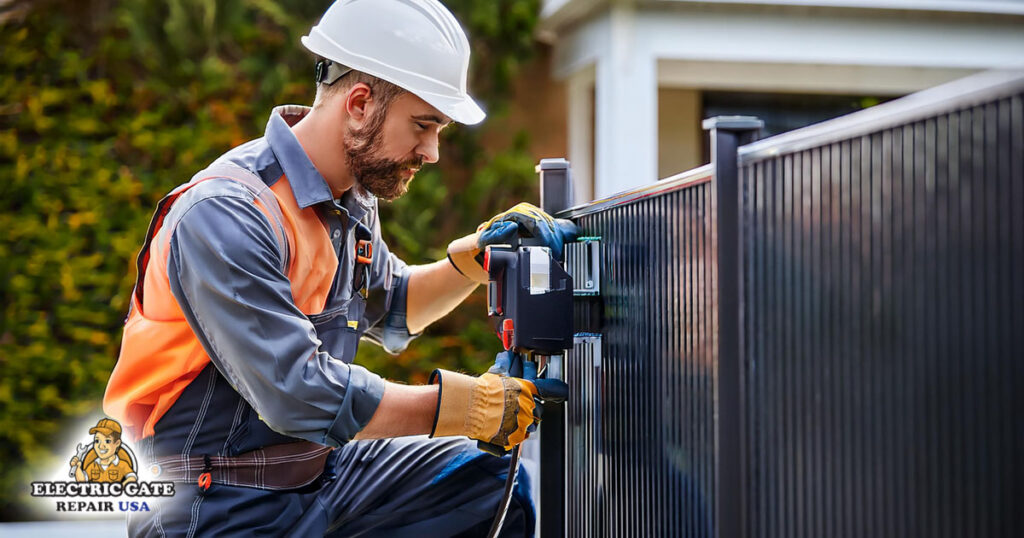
0 0 541 520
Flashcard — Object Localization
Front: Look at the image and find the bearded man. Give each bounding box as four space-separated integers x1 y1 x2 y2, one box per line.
102 1 575 536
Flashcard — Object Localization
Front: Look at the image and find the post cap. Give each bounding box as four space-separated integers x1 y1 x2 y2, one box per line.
702 116 764 131
536 158 571 172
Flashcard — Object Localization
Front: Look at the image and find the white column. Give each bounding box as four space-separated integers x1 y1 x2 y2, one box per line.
566 65 595 204
593 4 658 198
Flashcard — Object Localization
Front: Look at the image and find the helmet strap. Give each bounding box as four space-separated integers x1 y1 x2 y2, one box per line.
315 59 353 86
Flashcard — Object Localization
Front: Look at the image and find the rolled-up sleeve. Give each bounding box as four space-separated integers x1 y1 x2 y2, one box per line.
165 185 385 447
359 204 421 354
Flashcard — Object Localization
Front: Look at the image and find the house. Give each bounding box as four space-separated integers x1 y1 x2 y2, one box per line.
515 0 1024 201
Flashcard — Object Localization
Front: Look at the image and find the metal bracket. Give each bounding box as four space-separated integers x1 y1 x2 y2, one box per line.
572 333 602 368
566 237 601 296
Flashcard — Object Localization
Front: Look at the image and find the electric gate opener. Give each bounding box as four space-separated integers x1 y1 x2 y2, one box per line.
481 239 574 537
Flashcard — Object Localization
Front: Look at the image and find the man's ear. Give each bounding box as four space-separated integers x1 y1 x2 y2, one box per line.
344 83 374 127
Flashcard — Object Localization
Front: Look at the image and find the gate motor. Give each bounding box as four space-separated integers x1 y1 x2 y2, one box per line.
482 238 574 537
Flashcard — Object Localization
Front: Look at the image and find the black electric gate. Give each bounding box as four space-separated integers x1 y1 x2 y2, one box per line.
541 70 1024 537
564 167 718 538
737 72 1024 538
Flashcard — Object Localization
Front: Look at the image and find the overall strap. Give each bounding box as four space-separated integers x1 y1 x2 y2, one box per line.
197 162 291 272
132 162 292 310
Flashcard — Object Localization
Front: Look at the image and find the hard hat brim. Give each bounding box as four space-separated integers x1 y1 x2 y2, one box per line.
89 427 115 436
416 89 486 126
446 96 486 126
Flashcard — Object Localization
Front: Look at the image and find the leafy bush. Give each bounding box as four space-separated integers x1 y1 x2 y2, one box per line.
0 0 540 519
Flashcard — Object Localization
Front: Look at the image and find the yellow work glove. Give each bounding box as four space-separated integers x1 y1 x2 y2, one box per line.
447 203 579 284
429 369 538 450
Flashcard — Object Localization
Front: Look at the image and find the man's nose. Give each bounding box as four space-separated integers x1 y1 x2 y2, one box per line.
416 132 440 164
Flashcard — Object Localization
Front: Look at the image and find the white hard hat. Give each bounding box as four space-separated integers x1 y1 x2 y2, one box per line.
302 0 485 125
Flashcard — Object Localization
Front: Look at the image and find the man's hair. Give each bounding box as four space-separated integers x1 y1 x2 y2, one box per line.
313 67 407 115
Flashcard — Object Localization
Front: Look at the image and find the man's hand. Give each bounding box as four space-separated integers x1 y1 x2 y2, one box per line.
429 350 570 451
477 203 579 260
429 368 538 450
447 202 579 284
69 455 86 482
489 350 568 404
489 350 568 435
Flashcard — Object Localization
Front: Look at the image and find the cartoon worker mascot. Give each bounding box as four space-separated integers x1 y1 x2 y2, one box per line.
69 418 138 483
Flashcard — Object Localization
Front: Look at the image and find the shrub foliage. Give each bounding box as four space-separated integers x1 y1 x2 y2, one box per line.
0 0 540 519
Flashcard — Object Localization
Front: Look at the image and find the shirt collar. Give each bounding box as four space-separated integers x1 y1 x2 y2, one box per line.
265 105 376 216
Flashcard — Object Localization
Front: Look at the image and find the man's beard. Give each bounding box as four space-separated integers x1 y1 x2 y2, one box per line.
343 111 423 201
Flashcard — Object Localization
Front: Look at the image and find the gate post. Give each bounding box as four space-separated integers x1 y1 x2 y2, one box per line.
537 158 573 537
704 116 762 538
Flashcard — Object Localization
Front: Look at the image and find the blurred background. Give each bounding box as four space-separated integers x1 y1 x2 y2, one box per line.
1 0 1021 523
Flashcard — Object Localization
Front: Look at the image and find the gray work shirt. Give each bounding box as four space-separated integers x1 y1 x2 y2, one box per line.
163 106 416 446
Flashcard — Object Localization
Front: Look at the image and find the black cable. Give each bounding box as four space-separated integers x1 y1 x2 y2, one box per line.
486 443 523 538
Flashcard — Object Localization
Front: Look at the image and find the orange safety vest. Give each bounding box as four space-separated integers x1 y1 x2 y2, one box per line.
104 163 340 441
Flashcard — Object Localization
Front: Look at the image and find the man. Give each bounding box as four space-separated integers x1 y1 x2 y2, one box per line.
69 418 138 484
102 0 575 536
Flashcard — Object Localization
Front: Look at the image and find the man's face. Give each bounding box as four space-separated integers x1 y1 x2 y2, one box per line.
343 92 450 201
94 432 120 460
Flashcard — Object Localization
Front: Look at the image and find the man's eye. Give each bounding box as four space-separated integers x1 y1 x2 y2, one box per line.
415 122 427 130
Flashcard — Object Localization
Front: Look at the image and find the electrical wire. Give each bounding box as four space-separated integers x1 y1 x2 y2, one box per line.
486 440 523 537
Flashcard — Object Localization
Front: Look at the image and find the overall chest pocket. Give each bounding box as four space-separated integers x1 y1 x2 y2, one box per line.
308 296 366 364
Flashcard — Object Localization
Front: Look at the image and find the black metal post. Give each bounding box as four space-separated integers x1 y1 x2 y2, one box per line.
704 116 762 538
537 158 573 538
539 158 574 215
